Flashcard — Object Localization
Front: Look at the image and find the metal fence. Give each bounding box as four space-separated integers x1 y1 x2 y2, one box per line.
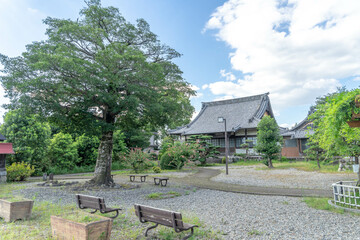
332 181 360 208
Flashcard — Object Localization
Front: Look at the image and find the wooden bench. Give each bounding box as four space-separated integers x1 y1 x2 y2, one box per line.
153 177 169 186
128 174 148 182
134 204 198 240
75 194 121 219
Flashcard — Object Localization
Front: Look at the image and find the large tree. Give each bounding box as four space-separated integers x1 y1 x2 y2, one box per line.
255 116 282 168
0 0 194 185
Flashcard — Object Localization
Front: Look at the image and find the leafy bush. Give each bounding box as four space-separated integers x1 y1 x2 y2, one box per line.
149 152 158 161
152 166 161 173
48 132 79 170
122 148 151 173
221 157 226 164
279 156 289 162
160 142 194 170
6 162 35 181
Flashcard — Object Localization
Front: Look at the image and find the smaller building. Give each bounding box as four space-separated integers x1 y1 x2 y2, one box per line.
0 133 15 183
281 117 314 158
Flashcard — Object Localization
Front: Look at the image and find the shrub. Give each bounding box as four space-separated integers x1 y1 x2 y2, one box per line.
149 152 158 161
279 156 289 162
123 148 151 173
152 166 161 173
221 157 226 164
160 142 194 170
6 162 35 182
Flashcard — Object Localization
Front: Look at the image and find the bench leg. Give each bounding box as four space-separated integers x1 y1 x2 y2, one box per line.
160 180 167 187
130 176 135 182
90 209 98 214
145 223 159 236
154 178 160 185
182 227 194 240
141 176 146 182
108 210 119 219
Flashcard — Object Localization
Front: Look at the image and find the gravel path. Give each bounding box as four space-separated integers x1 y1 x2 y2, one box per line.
15 178 360 240
211 165 357 190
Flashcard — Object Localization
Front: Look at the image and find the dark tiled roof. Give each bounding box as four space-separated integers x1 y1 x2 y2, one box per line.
0 133 5 141
169 93 274 135
281 115 314 139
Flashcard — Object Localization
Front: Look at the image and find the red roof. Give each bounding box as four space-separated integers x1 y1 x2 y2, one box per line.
0 143 15 154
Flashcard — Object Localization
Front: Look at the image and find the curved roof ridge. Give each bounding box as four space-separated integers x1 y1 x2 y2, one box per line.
185 104 208 128
202 92 269 107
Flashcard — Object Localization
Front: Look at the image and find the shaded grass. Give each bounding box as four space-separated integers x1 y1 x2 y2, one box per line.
0 198 222 240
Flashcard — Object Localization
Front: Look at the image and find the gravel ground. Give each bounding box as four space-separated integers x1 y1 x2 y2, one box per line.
211 166 357 190
15 179 360 240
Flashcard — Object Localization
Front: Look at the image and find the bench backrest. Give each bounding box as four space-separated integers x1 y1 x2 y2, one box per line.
76 194 106 211
134 204 184 229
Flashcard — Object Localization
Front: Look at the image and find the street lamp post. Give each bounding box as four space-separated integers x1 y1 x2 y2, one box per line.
218 117 229 175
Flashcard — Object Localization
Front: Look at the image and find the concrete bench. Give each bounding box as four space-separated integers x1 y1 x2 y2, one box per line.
153 177 169 186
128 174 148 182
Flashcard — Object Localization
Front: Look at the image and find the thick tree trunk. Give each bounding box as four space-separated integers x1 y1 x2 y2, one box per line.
268 158 274 168
90 131 114 186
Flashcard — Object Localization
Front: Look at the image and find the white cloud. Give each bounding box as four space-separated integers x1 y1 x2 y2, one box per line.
205 0 360 111
202 84 209 90
220 69 236 81
190 84 200 91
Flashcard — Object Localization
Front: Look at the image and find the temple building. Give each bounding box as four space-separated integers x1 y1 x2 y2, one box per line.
169 93 275 155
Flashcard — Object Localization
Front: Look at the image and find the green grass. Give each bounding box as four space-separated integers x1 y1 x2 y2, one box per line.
146 191 181 200
232 160 263 166
0 200 221 240
303 197 345 214
271 161 349 173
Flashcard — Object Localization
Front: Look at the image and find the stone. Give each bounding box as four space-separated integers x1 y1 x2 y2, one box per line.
42 173 47 181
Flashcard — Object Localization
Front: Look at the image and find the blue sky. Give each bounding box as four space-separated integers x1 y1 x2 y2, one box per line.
1 0 360 128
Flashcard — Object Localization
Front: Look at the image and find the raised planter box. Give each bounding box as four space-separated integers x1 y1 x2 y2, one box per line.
51 212 113 240
0 198 34 222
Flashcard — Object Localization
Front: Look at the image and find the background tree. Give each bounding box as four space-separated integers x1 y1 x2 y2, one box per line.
75 134 100 166
187 135 219 165
48 132 79 171
315 89 360 184
0 110 51 174
0 0 194 185
255 116 282 168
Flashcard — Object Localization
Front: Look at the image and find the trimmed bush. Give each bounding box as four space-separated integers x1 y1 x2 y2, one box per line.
6 162 35 182
152 166 161 173
160 142 194 170
123 148 151 173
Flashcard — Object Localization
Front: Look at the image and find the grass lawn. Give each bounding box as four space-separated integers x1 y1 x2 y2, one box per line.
0 184 221 240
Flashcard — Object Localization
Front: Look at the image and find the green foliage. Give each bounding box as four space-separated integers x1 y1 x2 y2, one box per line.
0 110 51 173
0 0 194 184
160 141 194 170
221 157 226 164
112 130 127 163
279 156 289 162
310 89 360 170
75 134 99 166
121 148 151 173
149 152 158 161
48 132 79 171
159 136 175 159
187 135 220 165
152 166 162 173
6 162 35 182
255 116 282 168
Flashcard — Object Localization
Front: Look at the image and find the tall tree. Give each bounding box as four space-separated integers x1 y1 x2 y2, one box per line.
0 0 194 185
255 116 282 168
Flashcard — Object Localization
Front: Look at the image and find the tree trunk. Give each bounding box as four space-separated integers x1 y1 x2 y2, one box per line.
90 131 114 186
316 152 321 169
268 158 274 168
356 156 360 186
